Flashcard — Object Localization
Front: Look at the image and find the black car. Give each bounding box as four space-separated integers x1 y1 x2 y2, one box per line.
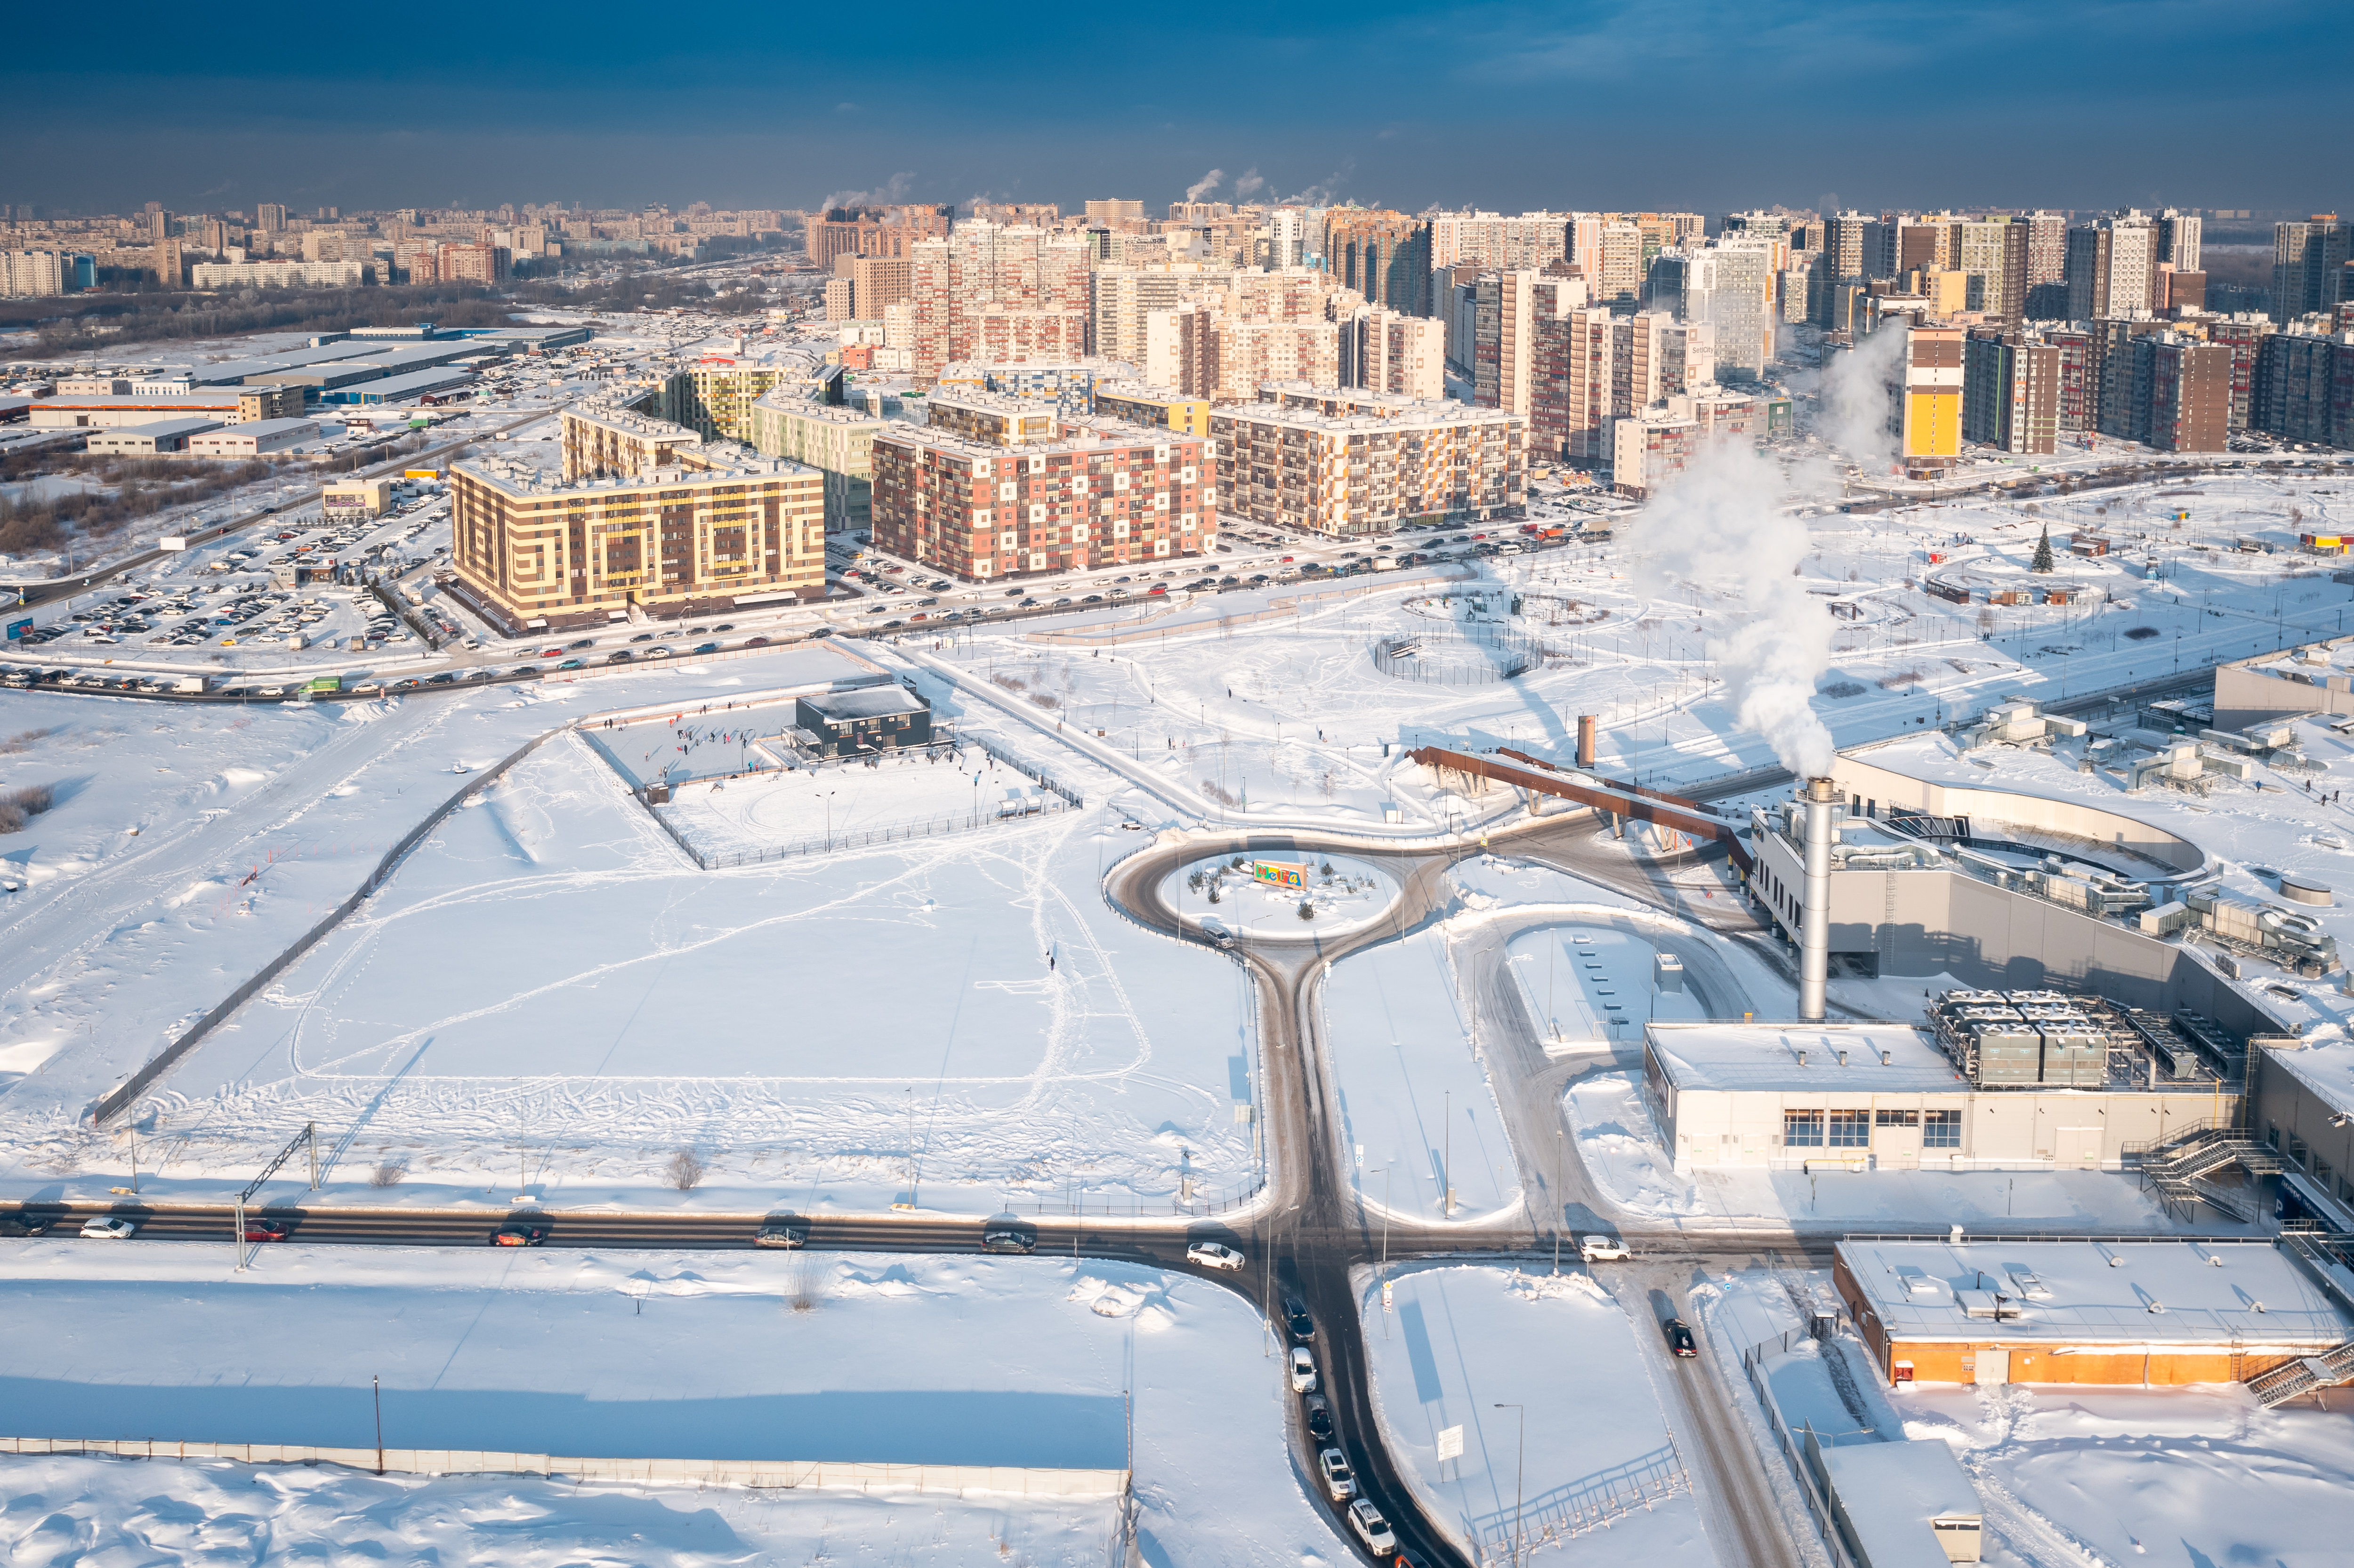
754 1219 811 1249
1663 1317 1698 1358
1285 1297 1314 1342
980 1228 1034 1254
1304 1394 1334 1440
0 1214 56 1237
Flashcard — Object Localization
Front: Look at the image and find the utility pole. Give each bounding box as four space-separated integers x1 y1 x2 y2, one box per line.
307 1121 318 1190
1554 1130 1564 1276
373 1375 385 1474
1496 1403 1525 1567
1443 1090 1453 1219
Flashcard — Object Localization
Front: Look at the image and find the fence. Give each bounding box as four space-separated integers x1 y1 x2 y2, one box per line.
641 732 1087 870
997 1173 1267 1219
1371 632 1536 685
1738 1329 1863 1568
1467 1443 1689 1560
0 1437 1129 1499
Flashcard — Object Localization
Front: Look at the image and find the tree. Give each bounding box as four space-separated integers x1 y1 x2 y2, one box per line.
2031 525 2056 574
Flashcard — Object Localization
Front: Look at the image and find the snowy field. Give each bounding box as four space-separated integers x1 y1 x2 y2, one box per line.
1323 921 1520 1223
0 1243 1346 1567
654 741 1073 861
1565 1069 2207 1233
1160 851 1401 941
1362 1263 1718 1566
118 733 1259 1215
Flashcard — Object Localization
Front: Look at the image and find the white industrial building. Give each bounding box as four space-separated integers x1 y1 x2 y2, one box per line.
1640 1019 2239 1173
82 418 222 455
186 418 322 457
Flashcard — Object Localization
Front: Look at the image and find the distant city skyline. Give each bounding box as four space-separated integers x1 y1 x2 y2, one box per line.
4 0 2349 215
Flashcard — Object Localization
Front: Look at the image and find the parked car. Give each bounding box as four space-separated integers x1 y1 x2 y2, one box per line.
1304 1394 1333 1440
1185 1240 1245 1271
80 1217 138 1240
491 1225 548 1247
1663 1317 1698 1358
1346 1500 1396 1556
1580 1234 1630 1262
1289 1347 1318 1393
1317 1447 1358 1501
1285 1297 1314 1342
754 1220 810 1249
980 1229 1033 1254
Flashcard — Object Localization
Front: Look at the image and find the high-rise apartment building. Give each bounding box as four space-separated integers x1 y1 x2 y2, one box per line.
2138 334 2232 452
810 203 954 266
1961 329 2059 454
2157 210 2203 274
1 249 68 298
1951 219 2028 323
1213 386 1523 536
1814 212 1872 326
1089 264 1231 366
256 203 288 233
910 222 1091 383
1085 199 1146 230
1531 308 1708 464
1594 222 1646 309
1343 309 1447 401
2065 213 2158 320
870 390 1213 579
1894 324 1965 477
1475 270 1542 416
2203 316 2275 432
1427 212 1572 275
2273 218 2354 322
2253 330 2354 448
1324 210 1432 316
1678 241 1778 379
661 362 797 443
2045 326 2093 432
749 395 884 534
1608 386 1763 498
449 403 824 631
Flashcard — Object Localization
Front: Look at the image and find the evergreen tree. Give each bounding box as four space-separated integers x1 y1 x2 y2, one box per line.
2032 525 2055 573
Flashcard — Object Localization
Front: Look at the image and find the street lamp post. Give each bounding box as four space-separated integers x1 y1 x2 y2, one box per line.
1494 1403 1525 1567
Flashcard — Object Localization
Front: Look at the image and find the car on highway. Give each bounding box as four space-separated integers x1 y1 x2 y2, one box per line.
242 1219 293 1242
605 650 634 663
491 1225 548 1246
693 642 720 654
1662 1317 1698 1358
754 1220 810 1249
556 659 583 671
747 634 775 645
1346 1500 1396 1556
1304 1393 1333 1441
80 1217 138 1240
0 1214 56 1237
1185 1240 1245 1271
980 1229 1034 1254
539 647 565 658
567 638 595 651
1285 1297 1314 1341
1288 1347 1318 1393
1580 1234 1630 1262
1316 1447 1357 1501
647 646 674 658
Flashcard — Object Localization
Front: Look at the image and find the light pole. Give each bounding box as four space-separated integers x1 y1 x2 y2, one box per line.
1553 1130 1564 1276
1495 1402 1525 1567
1443 1089 1452 1219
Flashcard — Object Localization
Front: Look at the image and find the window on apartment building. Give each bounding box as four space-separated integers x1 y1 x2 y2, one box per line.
1783 1110 1825 1148
1827 1110 1870 1148
1923 1110 1963 1148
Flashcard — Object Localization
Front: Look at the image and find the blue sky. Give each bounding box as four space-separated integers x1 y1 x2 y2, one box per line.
5 0 2347 216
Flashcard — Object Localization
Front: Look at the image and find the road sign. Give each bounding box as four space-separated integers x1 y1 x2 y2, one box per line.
1435 1425 1464 1463
1250 860 1304 890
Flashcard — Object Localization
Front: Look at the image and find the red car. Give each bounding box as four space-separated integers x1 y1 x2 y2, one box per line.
491 1225 548 1247
1147 584 1168 595
242 1219 291 1242
539 647 565 658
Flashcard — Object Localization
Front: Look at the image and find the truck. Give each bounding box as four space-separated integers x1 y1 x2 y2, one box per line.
307 675 343 696
170 675 207 694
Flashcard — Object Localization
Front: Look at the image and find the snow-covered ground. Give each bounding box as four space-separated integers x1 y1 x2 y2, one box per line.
0 652 1266 1215
0 1242 1345 1567
1362 1262 1718 1566
1563 1069 2204 1233
1161 851 1401 941
1323 921 1520 1223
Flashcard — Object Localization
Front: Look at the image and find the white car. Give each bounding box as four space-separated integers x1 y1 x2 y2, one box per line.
1185 1240 1245 1271
1580 1234 1630 1262
1317 1447 1357 1501
1347 1499 1396 1555
80 1217 137 1240
1289 1347 1318 1394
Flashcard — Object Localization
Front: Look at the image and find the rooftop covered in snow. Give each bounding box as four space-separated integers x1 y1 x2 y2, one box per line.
1647 1022 1966 1094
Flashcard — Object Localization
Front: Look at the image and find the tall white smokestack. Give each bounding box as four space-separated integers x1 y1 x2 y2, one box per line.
1800 777 1836 1022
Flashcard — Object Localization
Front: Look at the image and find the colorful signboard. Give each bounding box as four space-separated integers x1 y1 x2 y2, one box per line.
1251 860 1305 890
